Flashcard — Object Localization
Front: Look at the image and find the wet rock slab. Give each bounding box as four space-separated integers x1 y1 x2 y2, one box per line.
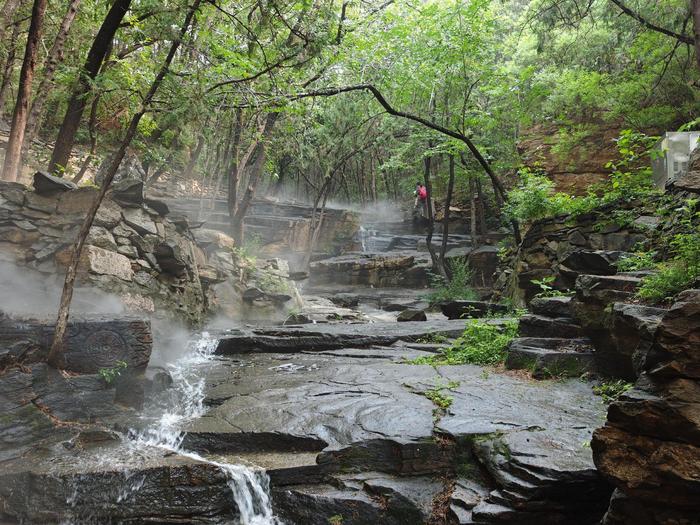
214 319 480 354
179 337 611 523
182 351 440 462
0 439 238 524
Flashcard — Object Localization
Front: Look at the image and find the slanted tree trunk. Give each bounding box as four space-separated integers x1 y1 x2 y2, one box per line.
23 0 81 150
0 19 20 116
303 177 332 269
48 0 202 368
0 0 46 182
438 155 456 278
48 0 131 175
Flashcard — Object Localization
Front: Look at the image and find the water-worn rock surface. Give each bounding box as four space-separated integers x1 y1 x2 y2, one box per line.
174 321 612 524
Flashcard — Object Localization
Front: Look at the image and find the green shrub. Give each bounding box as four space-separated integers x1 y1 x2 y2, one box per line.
599 129 659 204
410 319 519 366
615 250 656 272
427 258 478 304
593 380 633 404
637 233 700 302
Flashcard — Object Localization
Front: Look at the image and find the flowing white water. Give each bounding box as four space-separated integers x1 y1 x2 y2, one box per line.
134 332 281 525
358 225 378 252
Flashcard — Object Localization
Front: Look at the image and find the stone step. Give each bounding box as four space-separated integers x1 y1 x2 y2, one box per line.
528 296 573 318
440 300 510 320
518 314 583 338
505 337 595 379
560 249 627 277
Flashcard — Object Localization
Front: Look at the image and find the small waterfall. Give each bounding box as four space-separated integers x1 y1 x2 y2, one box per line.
358 225 378 252
134 333 281 525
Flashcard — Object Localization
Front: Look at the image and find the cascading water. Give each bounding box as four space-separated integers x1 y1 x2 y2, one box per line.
358 225 378 252
133 333 281 525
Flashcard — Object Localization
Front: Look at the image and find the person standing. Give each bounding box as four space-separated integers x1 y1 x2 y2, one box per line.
414 181 428 218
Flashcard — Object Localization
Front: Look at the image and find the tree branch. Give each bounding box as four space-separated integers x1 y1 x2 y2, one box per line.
286 83 521 243
608 0 694 45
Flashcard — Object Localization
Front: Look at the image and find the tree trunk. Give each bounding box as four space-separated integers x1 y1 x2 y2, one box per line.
438 155 455 278
424 153 446 280
475 177 487 245
48 0 202 368
693 0 700 72
230 112 278 244
0 0 46 182
469 175 479 250
303 179 331 269
48 0 131 175
0 0 21 44
71 92 100 184
23 0 81 150
0 19 20 116
183 134 205 181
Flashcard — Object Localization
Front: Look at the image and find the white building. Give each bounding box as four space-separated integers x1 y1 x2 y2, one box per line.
652 131 700 189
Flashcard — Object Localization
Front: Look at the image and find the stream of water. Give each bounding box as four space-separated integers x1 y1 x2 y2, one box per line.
134 333 281 525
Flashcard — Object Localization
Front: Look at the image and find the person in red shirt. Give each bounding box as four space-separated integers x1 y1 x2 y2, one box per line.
414 181 428 218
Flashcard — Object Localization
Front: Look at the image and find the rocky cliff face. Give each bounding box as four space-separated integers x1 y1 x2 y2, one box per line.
498 200 653 305
517 123 623 195
0 176 300 325
592 290 700 524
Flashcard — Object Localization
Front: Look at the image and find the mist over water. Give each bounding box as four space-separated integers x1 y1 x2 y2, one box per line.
0 261 125 317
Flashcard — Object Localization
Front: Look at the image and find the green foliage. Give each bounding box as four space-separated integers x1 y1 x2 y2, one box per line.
600 129 660 204
411 319 519 366
593 380 633 404
505 168 595 222
615 250 656 272
427 258 478 304
507 130 661 224
328 515 344 525
637 233 700 302
98 361 128 384
421 380 460 421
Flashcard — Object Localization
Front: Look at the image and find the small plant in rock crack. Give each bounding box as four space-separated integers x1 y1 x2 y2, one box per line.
328 515 344 525
98 360 128 384
422 380 460 413
531 276 573 298
417 333 449 344
593 380 633 404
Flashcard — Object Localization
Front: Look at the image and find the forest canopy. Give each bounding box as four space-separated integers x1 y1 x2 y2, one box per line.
0 0 697 210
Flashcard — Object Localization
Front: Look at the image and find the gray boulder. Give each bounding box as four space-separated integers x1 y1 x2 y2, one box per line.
32 171 77 195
